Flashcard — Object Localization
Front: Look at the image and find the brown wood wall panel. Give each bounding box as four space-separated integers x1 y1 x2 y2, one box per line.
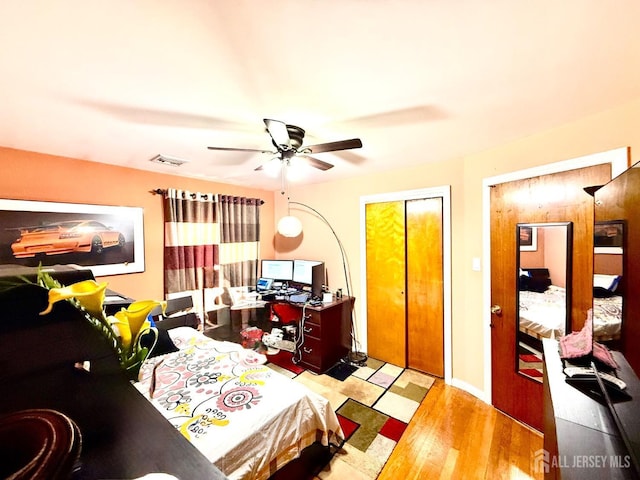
595 167 640 373
490 163 611 431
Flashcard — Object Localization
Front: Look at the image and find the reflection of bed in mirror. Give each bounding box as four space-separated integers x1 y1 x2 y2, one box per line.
518 268 622 342
519 285 566 339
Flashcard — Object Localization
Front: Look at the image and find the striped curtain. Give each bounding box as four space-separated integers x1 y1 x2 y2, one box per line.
218 195 261 291
163 189 220 322
163 190 262 322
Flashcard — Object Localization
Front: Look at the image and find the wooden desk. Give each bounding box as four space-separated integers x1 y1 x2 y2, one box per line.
296 296 354 374
543 339 638 479
205 296 355 375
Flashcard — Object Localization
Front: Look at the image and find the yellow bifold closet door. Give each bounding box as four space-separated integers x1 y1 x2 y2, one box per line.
366 197 444 376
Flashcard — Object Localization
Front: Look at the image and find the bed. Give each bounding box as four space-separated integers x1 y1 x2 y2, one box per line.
135 326 343 480
519 275 622 342
519 285 568 340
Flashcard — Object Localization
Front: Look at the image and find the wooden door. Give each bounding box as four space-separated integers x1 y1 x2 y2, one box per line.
366 201 407 366
490 164 611 431
407 197 444 376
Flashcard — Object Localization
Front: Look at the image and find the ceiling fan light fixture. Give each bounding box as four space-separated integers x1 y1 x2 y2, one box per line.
277 215 303 237
263 157 282 177
207 118 363 178
286 159 306 181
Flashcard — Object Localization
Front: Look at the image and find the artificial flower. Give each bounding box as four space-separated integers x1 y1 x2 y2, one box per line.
39 279 108 317
108 300 166 349
35 268 166 378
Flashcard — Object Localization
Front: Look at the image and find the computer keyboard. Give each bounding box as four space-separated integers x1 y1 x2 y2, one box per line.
289 292 310 303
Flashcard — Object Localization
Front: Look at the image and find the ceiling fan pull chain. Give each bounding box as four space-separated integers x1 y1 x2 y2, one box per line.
280 160 287 195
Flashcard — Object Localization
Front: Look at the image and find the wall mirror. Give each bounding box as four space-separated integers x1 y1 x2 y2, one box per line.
593 162 640 356
516 222 573 382
592 220 624 344
591 161 640 472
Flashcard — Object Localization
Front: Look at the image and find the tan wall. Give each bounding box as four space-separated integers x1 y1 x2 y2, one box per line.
0 147 276 301
275 96 640 393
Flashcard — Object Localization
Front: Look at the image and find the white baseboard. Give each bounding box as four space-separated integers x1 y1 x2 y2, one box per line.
450 377 490 404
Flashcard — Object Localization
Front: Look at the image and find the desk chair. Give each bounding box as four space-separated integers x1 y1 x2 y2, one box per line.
151 295 199 330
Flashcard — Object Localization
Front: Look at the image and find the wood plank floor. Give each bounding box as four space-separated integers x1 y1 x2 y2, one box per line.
377 379 544 480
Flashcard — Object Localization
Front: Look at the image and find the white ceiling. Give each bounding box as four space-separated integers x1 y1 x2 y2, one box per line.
2 0 640 190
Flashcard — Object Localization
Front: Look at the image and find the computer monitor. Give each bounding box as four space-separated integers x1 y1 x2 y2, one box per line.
293 259 325 299
311 262 325 299
260 259 294 281
292 259 322 285
256 277 273 292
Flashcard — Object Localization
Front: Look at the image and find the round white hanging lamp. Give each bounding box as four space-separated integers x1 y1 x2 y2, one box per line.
277 215 303 237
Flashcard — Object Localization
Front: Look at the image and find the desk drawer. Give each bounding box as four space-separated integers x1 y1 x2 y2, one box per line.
303 310 323 324
301 320 321 339
300 337 322 369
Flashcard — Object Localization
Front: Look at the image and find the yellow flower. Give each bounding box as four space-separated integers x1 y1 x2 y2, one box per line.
35 268 167 379
109 300 166 349
39 280 108 318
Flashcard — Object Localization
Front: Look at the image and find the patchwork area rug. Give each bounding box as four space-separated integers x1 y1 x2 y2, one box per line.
266 354 436 479
518 343 544 382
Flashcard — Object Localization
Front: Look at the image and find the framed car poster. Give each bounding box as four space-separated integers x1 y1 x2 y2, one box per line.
0 199 144 276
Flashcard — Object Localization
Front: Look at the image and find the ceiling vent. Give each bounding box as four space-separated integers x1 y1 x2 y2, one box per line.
149 154 189 167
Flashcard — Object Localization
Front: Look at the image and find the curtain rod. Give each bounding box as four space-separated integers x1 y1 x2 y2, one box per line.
150 189 264 204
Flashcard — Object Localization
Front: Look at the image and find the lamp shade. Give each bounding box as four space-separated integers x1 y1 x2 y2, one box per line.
277 215 303 237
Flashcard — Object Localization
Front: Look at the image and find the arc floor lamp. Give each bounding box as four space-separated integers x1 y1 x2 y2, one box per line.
277 200 367 366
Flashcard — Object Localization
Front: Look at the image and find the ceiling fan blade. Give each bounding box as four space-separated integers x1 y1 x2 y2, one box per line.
73 98 263 133
254 156 281 171
207 146 274 153
304 138 363 154
296 155 334 171
264 118 291 149
335 105 446 129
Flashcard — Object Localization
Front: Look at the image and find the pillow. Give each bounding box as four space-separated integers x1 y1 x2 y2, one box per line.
594 274 621 292
593 286 617 298
519 268 551 292
147 328 179 358
167 325 211 348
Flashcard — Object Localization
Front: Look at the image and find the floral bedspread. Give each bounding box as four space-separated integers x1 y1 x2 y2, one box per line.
593 295 623 341
519 285 568 339
135 327 342 480
519 285 622 341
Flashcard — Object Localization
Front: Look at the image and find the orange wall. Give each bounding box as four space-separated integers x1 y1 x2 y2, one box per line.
0 147 276 300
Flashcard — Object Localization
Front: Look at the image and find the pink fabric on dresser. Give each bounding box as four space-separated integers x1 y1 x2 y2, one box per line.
559 310 618 369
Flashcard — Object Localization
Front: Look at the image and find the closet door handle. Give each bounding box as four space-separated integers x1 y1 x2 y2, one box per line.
303 327 312 333
303 347 313 354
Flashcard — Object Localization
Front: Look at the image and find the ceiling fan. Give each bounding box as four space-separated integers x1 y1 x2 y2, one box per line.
206 118 363 171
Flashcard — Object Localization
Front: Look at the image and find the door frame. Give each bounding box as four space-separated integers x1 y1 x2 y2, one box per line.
359 185 452 384
481 147 629 404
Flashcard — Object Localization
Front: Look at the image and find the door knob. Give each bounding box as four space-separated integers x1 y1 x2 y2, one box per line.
491 305 502 316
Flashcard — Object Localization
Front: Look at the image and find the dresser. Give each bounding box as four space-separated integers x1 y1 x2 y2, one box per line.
542 339 640 479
